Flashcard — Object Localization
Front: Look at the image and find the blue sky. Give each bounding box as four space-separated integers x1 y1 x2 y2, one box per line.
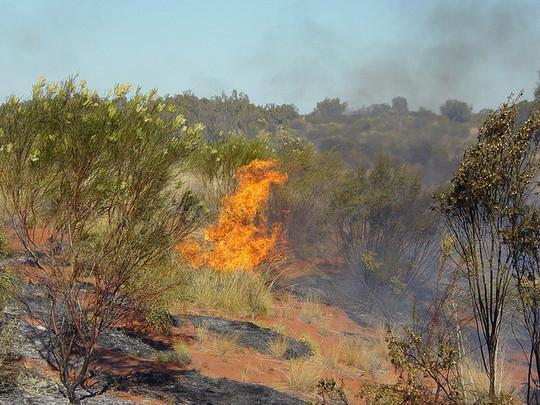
0 0 539 112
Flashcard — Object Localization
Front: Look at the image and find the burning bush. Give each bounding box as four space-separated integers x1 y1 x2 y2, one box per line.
179 158 288 272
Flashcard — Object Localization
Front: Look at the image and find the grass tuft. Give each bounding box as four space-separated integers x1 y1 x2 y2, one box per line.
287 358 326 393
267 335 290 359
180 267 273 317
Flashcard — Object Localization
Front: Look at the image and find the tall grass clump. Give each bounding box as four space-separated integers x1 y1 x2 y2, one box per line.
181 267 274 317
287 358 326 393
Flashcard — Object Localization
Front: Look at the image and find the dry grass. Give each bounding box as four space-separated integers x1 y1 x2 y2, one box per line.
197 326 240 355
299 334 320 357
0 320 23 392
180 267 273 317
338 336 363 368
172 341 192 367
16 366 61 397
287 358 326 393
460 356 518 403
324 342 342 368
300 294 324 325
273 292 295 320
326 331 391 379
0 321 59 396
267 335 290 359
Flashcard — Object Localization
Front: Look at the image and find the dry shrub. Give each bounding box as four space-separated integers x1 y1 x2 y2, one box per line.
315 377 349 405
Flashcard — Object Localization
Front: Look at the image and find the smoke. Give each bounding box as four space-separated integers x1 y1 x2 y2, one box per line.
1 1 538 112
352 1 539 111
253 0 540 112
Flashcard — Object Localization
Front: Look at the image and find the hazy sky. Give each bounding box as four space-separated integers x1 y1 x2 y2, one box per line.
1 0 539 112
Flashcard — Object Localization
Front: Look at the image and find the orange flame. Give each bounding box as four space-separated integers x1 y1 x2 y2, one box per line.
178 159 288 271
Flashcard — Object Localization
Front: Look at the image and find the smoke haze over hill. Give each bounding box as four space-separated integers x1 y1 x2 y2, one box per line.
0 0 538 112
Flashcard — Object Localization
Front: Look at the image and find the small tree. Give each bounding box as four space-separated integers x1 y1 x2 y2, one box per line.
440 99 472 123
0 78 203 403
308 97 347 123
437 95 540 401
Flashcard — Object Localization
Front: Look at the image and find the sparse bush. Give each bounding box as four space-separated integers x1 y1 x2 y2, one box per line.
272 135 344 259
359 325 463 404
0 78 204 403
332 153 440 304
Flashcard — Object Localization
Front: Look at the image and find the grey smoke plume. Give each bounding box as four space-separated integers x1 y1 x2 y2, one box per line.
253 0 540 112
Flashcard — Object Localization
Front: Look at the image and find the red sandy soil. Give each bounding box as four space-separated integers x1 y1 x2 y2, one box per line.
165 298 382 403
6 231 530 403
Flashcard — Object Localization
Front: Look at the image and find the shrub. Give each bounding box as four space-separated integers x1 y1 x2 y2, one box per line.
316 378 349 404
187 132 273 214
0 78 204 403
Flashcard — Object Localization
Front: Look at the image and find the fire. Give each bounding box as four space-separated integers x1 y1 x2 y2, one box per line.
178 159 288 271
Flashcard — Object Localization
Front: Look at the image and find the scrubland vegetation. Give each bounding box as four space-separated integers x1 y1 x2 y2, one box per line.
0 75 539 404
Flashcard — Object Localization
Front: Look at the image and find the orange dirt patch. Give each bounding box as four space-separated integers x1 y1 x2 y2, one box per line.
168 296 388 403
